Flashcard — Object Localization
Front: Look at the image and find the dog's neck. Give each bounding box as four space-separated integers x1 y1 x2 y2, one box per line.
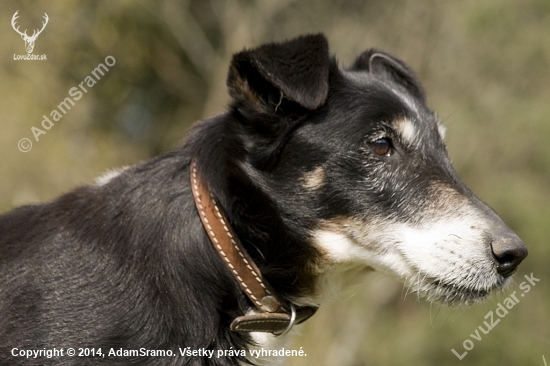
190 159 318 335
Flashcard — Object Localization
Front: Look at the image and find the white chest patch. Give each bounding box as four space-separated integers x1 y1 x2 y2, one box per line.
246 329 295 365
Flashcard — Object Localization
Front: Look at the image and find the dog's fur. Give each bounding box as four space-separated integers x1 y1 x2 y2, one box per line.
0 34 527 365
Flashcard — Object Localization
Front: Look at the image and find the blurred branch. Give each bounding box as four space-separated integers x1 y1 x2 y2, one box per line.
160 0 222 77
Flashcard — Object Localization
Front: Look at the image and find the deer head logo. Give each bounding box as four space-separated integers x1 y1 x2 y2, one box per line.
11 10 49 54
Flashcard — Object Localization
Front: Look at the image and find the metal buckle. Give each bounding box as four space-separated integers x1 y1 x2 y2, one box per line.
274 303 296 336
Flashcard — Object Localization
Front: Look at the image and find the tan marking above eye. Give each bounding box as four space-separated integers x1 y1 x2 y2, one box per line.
394 118 417 146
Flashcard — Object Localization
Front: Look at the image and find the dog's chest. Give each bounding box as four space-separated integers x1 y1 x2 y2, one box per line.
244 330 295 365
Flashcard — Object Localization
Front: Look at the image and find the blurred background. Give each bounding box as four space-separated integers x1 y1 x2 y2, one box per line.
1 0 548 364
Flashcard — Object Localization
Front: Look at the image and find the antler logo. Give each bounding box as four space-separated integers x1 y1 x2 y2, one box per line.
11 10 49 54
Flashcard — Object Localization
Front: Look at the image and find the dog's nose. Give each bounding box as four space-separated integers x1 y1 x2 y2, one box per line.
491 235 528 277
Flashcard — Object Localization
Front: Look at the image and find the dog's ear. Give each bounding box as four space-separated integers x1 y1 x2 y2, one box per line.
352 49 426 102
227 34 330 115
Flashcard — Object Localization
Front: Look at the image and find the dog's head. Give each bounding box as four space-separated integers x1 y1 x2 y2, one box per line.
225 34 527 306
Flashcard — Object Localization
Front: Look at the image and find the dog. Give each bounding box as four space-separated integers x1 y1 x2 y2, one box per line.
0 34 527 365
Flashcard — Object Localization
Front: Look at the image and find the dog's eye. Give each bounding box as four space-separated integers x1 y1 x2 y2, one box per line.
368 138 393 156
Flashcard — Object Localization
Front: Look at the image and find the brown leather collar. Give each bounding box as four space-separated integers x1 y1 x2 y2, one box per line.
190 160 317 334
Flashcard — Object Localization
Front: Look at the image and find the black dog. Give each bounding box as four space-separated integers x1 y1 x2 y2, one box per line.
0 34 527 365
